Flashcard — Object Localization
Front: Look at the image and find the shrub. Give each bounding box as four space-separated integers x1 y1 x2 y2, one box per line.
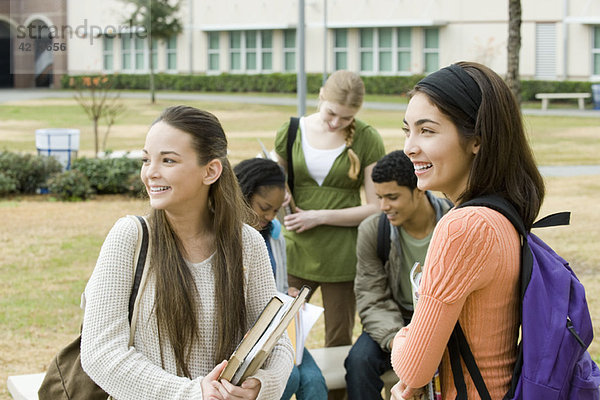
0 172 17 196
72 156 141 195
0 151 63 194
48 170 94 201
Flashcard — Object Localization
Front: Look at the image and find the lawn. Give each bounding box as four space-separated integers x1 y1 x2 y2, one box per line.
1 94 599 399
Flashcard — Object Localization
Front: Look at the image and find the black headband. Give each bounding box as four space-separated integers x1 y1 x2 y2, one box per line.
417 64 482 122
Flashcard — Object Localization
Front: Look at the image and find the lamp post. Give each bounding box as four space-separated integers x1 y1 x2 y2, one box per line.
297 0 306 117
323 0 327 85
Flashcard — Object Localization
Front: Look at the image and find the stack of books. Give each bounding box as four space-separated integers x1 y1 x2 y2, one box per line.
219 286 312 385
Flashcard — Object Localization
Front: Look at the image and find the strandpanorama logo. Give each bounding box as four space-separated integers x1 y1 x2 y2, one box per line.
15 19 148 45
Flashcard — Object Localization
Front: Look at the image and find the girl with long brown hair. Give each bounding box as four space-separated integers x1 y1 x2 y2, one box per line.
390 62 545 399
81 105 293 400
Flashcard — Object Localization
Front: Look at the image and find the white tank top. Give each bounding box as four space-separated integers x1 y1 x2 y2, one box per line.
300 117 346 186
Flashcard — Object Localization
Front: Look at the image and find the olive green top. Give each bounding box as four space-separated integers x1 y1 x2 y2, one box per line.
274 118 385 282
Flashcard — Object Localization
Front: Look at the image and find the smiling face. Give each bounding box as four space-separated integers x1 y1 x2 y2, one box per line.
318 100 358 133
402 92 479 203
249 186 285 230
374 181 421 227
141 121 214 214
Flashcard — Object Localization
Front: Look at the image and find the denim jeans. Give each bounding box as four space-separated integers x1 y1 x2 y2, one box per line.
344 331 393 400
280 348 328 400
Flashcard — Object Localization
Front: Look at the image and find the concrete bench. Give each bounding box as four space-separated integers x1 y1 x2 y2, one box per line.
311 345 398 399
6 373 44 400
535 92 591 110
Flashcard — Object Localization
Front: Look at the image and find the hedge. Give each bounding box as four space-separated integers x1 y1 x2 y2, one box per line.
62 73 425 96
62 72 596 100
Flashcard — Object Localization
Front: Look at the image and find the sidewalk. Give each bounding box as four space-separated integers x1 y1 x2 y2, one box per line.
2 88 600 117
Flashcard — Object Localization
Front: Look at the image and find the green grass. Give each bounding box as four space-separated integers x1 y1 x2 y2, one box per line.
2 95 599 164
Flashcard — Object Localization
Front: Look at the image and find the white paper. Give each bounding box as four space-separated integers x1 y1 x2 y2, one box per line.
277 291 324 365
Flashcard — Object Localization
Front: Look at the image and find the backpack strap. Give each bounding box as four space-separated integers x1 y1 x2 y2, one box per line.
127 215 150 346
449 322 492 400
377 213 391 265
532 211 570 229
451 195 570 400
286 117 300 196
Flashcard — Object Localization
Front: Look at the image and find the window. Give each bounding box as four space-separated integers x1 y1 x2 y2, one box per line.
424 28 439 74
378 28 393 72
151 38 158 70
284 29 296 72
360 28 374 72
261 30 273 70
360 27 413 74
230 31 242 71
103 36 114 71
208 32 220 72
166 36 177 71
246 31 257 70
334 29 347 70
229 30 273 72
593 26 600 76
121 34 148 71
134 36 145 70
122 35 132 70
397 28 411 73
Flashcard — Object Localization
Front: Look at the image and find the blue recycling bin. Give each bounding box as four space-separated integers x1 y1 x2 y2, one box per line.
592 84 600 110
35 128 80 170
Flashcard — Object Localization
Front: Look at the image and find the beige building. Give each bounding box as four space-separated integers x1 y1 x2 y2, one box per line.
2 0 600 87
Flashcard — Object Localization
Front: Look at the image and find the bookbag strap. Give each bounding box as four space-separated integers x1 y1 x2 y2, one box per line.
377 213 391 265
451 195 570 399
532 211 570 229
449 322 492 400
286 117 300 196
128 215 149 324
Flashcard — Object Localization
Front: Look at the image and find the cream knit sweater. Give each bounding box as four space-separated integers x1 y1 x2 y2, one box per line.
81 217 294 400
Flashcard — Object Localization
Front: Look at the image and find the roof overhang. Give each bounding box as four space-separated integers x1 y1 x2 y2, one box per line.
201 24 293 31
564 16 600 24
327 19 448 29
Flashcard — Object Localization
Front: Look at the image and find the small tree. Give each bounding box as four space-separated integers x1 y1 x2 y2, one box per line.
71 76 125 157
123 0 182 103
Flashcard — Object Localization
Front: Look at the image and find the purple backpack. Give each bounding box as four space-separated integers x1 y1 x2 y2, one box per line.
448 195 600 400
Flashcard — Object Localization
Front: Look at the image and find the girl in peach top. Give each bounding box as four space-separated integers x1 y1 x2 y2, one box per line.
390 62 545 399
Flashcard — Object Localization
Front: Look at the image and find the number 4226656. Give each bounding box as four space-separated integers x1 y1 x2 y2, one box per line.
18 42 67 51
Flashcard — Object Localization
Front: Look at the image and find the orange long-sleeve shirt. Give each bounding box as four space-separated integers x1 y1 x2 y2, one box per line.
391 206 520 399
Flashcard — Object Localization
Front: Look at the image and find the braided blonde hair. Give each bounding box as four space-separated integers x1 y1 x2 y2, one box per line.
321 70 364 180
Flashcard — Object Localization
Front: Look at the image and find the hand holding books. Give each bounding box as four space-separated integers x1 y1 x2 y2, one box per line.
219 286 311 385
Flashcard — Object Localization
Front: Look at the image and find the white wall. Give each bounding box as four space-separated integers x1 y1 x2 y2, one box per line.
64 0 600 80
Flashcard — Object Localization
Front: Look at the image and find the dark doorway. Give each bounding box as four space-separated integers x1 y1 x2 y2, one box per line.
0 21 13 88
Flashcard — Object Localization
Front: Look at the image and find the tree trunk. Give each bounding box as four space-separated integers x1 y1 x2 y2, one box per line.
93 117 99 157
507 0 522 104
